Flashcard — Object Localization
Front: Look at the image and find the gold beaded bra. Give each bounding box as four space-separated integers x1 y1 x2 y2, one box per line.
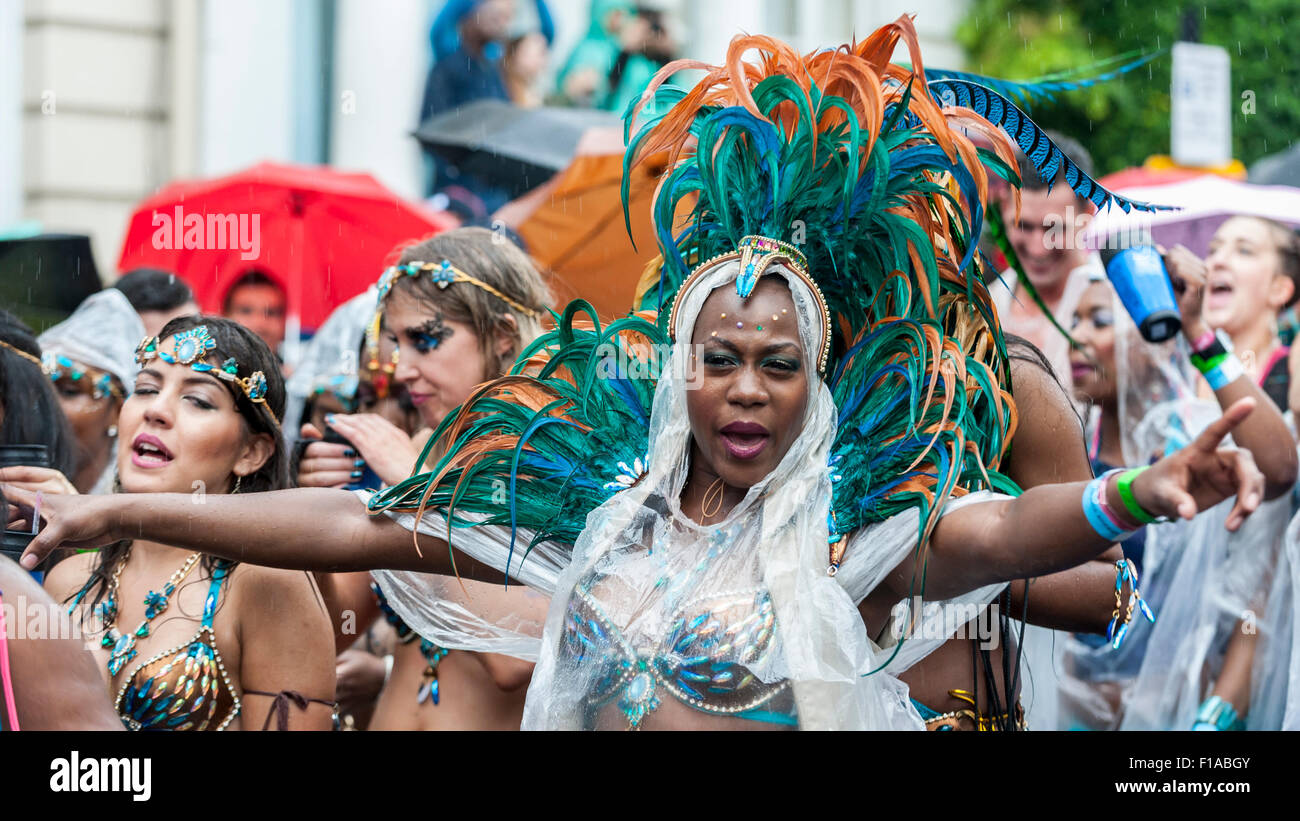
113 560 240 731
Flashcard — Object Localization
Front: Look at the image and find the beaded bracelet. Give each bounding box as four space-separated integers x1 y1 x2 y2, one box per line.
1108 558 1156 649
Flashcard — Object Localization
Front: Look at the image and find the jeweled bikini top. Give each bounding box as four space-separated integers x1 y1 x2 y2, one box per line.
114 562 240 731
558 523 796 730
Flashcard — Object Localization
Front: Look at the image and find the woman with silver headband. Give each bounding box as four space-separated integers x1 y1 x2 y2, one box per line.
38 317 337 731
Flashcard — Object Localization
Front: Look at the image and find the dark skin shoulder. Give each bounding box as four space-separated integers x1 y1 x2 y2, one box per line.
859 349 1119 716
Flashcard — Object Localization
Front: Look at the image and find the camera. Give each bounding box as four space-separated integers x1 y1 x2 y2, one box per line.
0 445 49 561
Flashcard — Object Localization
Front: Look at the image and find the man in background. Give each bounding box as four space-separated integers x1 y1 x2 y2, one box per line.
113 268 199 337
993 131 1103 386
222 269 287 353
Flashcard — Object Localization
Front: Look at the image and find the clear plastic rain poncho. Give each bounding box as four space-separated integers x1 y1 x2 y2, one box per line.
1052 280 1297 730
378 260 1011 729
37 288 146 494
1249 509 1300 729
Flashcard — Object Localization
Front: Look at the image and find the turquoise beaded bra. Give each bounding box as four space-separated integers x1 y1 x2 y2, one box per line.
560 572 797 730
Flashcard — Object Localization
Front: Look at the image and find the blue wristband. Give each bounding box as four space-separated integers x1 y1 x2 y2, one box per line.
1203 354 1245 390
1082 475 1132 542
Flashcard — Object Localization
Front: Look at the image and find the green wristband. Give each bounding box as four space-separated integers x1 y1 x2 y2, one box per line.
1116 467 1158 525
1190 350 1230 375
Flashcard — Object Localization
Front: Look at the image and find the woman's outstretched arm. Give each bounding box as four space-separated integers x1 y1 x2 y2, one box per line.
905 397 1265 599
8 486 508 584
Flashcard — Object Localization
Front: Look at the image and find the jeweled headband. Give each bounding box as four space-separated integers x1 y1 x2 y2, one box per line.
133 325 280 427
668 235 831 375
376 259 543 320
42 352 125 400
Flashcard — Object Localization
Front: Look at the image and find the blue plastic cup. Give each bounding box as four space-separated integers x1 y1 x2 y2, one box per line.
1099 235 1182 343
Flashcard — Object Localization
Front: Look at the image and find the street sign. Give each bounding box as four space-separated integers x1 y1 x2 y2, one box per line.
1171 42 1232 167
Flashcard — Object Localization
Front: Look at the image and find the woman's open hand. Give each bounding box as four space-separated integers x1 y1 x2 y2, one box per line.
1129 397 1265 531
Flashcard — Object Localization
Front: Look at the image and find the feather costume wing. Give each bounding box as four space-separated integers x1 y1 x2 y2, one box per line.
369 302 664 573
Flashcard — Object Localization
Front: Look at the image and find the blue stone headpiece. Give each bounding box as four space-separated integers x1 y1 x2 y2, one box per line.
134 325 278 427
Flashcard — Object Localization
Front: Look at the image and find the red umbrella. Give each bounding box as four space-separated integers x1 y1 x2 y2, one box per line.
118 162 454 338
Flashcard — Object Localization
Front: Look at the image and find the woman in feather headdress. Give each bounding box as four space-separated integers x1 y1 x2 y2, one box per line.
8 18 1269 729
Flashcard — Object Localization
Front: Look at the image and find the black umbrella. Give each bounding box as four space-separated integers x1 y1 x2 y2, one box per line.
1248 142 1300 187
414 99 621 199
0 234 101 332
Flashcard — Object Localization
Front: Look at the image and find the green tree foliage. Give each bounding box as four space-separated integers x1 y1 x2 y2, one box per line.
956 0 1298 175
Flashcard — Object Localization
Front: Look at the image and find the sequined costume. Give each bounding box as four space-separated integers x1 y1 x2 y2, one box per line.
561 530 796 730
114 560 240 731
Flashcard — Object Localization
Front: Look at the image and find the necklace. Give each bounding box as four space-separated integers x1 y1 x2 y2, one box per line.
98 549 202 677
699 476 726 521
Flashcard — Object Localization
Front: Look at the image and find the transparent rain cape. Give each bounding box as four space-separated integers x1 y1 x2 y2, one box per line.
1250 508 1300 729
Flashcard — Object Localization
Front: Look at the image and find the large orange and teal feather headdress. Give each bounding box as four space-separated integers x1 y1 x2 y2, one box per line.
371 18 1156 576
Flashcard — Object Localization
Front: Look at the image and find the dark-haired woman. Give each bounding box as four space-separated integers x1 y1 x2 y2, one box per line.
40 317 335 730
1057 247 1297 729
0 309 77 481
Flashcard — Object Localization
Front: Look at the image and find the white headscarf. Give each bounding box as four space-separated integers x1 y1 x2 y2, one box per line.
38 288 144 393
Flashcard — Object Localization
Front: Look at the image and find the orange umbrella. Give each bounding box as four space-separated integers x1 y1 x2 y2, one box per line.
497 128 671 322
